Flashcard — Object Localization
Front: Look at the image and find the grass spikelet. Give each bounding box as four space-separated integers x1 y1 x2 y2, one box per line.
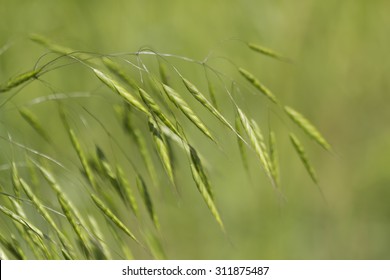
158 61 170 85
0 204 44 240
132 129 159 186
269 131 280 186
102 57 139 90
115 103 131 131
11 162 21 197
93 68 148 114
0 233 26 260
138 88 180 137
236 108 273 183
19 107 51 143
189 145 213 199
117 165 138 216
284 106 332 151
250 119 275 183
34 161 88 226
248 43 288 62
162 84 216 142
182 77 235 133
116 104 159 186
33 161 61 193
144 231 166 260
93 148 138 216
59 107 97 189
88 216 112 260
57 194 91 257
95 146 122 196
238 68 278 104
189 159 224 230
148 118 175 185
207 79 218 109
289 133 318 184
235 115 249 171
5 195 47 259
91 194 139 243
32 160 90 258
30 33 75 55
136 175 159 230
18 178 71 248
68 128 98 190
0 69 41 93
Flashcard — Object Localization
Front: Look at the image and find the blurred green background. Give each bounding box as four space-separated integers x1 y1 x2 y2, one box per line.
1 0 390 259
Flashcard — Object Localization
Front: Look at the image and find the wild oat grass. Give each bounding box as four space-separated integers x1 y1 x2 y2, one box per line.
0 35 332 259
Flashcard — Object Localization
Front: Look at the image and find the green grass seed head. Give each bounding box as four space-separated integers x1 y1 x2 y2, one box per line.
102 57 139 90
88 216 112 260
250 119 273 177
182 77 236 134
162 84 216 142
19 107 51 143
189 161 224 231
0 204 44 240
269 131 280 187
93 69 148 114
136 175 159 230
189 145 213 199
91 194 140 243
248 43 288 62
237 108 273 183
0 69 41 93
138 88 180 137
68 128 98 190
158 61 170 86
238 67 278 104
289 133 318 184
19 178 74 256
57 194 91 257
0 232 26 260
132 129 159 186
148 118 175 185
207 79 218 109
235 114 249 171
116 165 139 216
285 106 332 151
30 33 75 55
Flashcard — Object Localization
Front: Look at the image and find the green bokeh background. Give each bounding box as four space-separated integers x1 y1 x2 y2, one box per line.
1 0 389 259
